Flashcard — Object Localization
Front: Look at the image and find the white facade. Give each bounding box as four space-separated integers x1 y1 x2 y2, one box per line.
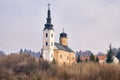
112 56 119 64
43 29 54 61
103 56 119 64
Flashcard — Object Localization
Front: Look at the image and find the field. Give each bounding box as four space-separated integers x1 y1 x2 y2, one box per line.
0 54 120 80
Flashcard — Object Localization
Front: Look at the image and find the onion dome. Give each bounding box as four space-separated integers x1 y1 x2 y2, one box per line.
60 29 67 38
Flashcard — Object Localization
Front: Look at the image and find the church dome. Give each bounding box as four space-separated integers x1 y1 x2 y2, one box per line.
60 32 67 38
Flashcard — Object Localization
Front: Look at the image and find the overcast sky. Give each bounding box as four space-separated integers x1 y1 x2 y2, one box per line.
0 0 120 54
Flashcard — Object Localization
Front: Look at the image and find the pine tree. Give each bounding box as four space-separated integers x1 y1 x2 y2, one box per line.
19 49 23 53
89 53 95 62
106 44 114 63
77 55 81 63
117 50 120 61
85 58 88 62
52 58 57 64
96 57 99 62
40 54 43 58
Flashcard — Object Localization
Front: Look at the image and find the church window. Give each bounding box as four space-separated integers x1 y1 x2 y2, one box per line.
51 33 53 37
46 33 48 37
67 56 69 60
60 55 62 59
46 42 48 46
51 42 53 46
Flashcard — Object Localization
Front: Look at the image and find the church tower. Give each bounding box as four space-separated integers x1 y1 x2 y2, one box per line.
59 29 68 46
43 4 54 61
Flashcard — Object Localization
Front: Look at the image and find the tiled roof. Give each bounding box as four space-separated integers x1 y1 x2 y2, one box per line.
54 42 74 52
97 55 106 60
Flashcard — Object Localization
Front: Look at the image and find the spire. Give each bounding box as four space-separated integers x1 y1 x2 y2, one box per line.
48 3 50 11
47 3 51 23
62 29 64 33
44 3 53 30
109 43 112 51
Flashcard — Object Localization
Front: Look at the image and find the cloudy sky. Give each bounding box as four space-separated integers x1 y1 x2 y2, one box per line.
0 0 120 54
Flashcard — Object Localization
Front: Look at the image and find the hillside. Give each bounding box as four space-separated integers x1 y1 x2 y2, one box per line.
0 51 5 56
0 53 120 80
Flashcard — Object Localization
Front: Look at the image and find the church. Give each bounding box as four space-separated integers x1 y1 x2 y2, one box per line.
42 4 75 65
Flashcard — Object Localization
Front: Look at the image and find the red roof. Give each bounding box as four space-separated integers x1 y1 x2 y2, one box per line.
97 55 106 60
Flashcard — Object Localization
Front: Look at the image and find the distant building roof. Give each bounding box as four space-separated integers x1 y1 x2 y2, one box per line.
54 42 74 52
81 57 89 61
97 55 106 60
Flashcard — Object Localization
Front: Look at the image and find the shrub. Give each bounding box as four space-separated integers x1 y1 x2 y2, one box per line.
0 53 120 80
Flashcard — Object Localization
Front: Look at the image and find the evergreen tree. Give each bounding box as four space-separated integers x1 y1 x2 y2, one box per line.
85 58 88 62
76 55 81 63
89 53 96 62
52 58 57 64
40 54 43 59
106 44 114 63
117 50 120 61
96 57 99 62
19 49 23 53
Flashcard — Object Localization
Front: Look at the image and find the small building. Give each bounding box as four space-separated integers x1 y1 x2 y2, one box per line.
112 56 119 64
42 4 75 65
104 44 119 64
97 55 106 63
103 56 119 64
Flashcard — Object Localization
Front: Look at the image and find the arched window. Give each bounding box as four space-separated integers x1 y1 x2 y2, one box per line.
60 55 62 59
46 42 48 46
67 56 69 60
46 33 48 37
51 42 53 46
51 33 53 38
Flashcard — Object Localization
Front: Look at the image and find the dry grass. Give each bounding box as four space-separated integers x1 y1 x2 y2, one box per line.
0 54 120 80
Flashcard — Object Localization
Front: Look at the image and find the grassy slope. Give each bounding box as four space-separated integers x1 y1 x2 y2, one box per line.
0 54 120 80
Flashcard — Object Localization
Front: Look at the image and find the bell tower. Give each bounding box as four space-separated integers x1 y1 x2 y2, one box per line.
43 4 54 61
59 29 68 46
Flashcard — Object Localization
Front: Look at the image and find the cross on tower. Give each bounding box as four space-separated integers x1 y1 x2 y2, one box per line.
62 29 64 33
48 3 50 10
